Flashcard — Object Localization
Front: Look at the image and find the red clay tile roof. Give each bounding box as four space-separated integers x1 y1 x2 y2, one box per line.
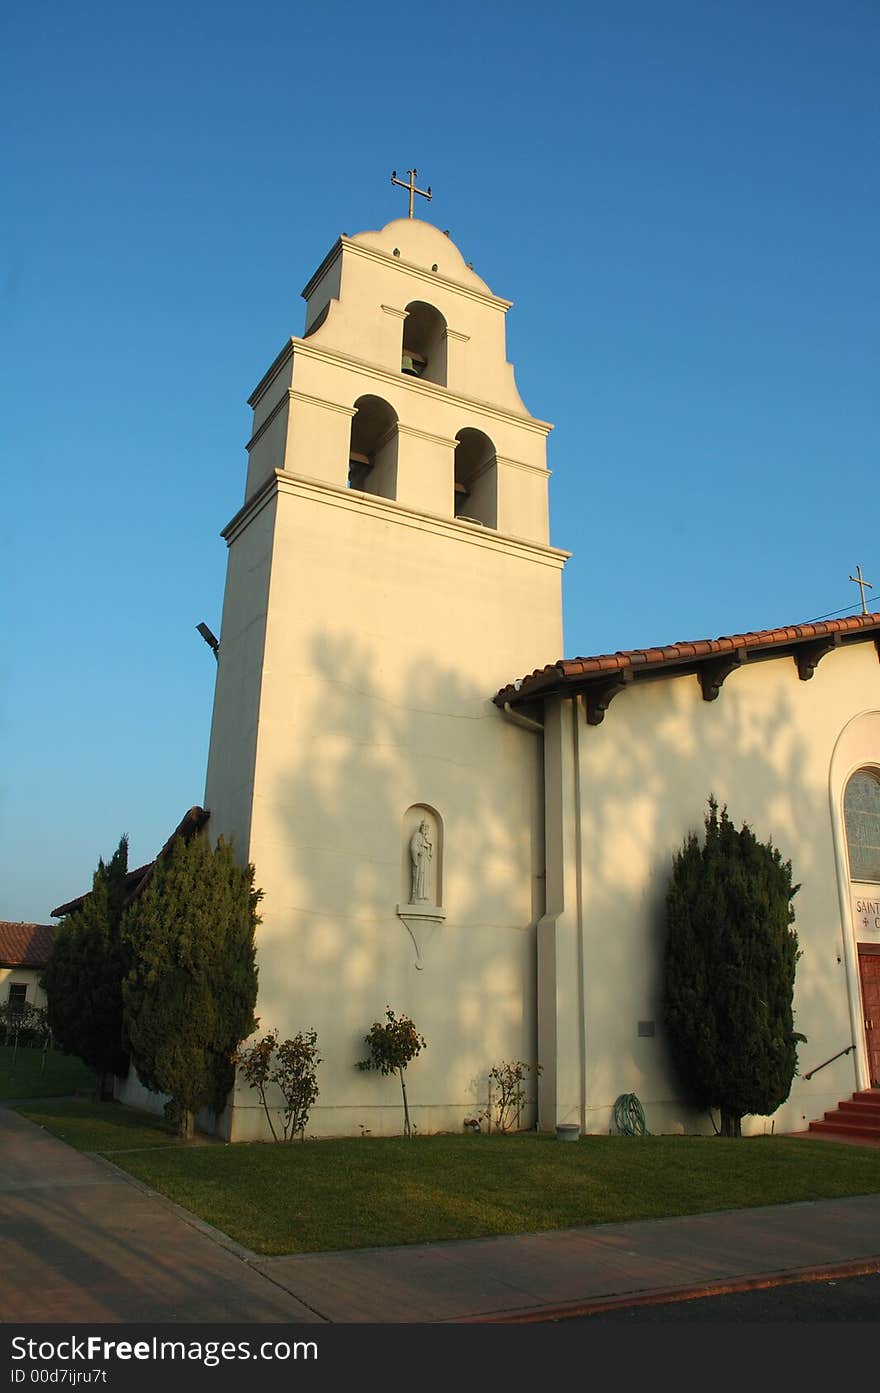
51 806 211 918
495 611 880 707
50 863 155 919
0 922 56 968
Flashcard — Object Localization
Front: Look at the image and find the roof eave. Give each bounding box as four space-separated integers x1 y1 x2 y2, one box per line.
495 613 880 714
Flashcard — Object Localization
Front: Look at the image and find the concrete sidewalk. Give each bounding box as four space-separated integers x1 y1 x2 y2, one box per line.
2 1106 879 1324
254 1196 880 1322
0 1105 322 1323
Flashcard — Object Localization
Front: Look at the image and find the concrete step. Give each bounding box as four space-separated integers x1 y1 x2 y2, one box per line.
838 1099 880 1119
810 1117 880 1140
807 1090 880 1142
852 1089 880 1106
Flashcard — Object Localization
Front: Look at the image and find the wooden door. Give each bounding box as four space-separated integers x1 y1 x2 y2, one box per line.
859 945 880 1088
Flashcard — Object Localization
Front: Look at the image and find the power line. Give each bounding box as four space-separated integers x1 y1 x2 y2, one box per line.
802 599 872 624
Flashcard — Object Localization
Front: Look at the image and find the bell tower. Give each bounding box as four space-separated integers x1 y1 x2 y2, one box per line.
204 216 568 1139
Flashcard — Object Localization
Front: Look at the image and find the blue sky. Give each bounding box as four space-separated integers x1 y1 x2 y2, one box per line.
3 2 878 922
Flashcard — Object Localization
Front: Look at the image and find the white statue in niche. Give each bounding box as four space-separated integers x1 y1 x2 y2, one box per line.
409 819 433 903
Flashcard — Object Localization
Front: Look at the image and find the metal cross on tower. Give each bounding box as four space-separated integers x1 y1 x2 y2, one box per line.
850 563 874 614
391 168 432 218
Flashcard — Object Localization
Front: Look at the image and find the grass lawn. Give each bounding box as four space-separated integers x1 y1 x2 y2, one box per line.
15 1098 184 1152
0 1045 95 1100
16 1098 880 1256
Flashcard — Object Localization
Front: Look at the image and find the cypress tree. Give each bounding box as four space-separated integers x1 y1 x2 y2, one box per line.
663 798 802 1138
121 835 260 1138
41 836 130 1096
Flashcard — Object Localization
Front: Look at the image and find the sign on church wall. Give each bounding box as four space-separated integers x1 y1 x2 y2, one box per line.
852 890 880 939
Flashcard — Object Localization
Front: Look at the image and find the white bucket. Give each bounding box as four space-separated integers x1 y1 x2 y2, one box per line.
556 1123 580 1142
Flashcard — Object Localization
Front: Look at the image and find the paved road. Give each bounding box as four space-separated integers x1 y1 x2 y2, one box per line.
566 1270 880 1321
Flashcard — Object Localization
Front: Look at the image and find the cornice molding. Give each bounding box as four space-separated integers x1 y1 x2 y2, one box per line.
396 423 458 450
300 239 343 302
334 235 514 313
246 390 357 453
496 454 551 479
289 338 553 439
380 304 409 320
245 391 290 453
224 470 570 569
246 415 549 468
222 479 278 546
248 339 295 411
445 328 470 343
289 389 357 418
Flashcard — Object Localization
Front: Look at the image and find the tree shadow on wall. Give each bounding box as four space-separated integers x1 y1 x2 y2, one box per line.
247 626 860 1133
574 666 858 1125
256 630 545 1126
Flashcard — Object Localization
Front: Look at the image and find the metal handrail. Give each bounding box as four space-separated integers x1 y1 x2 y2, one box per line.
803 1043 856 1081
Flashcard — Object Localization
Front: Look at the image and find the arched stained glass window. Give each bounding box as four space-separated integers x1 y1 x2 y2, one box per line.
844 770 880 882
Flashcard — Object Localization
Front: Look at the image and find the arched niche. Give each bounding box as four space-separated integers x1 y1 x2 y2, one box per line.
349 395 399 499
402 301 447 386
401 804 443 909
453 427 497 528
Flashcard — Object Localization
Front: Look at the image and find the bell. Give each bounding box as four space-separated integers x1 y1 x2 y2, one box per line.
348 451 371 490
401 350 427 378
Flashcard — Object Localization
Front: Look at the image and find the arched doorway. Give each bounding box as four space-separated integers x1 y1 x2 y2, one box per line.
844 769 880 1086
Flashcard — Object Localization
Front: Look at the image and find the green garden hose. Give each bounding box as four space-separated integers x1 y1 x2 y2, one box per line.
613 1093 649 1136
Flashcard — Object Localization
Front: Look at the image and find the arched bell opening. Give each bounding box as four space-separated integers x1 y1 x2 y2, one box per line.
402 301 447 386
453 428 497 528
349 396 399 499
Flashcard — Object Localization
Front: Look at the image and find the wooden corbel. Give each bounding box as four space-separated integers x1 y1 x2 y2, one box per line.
795 633 841 681
698 648 746 702
586 668 633 725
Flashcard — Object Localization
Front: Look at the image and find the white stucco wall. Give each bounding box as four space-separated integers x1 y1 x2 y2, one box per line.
203 492 276 857
539 640 880 1137
206 219 565 1139
243 220 552 544
1 966 47 1010
114 1064 223 1138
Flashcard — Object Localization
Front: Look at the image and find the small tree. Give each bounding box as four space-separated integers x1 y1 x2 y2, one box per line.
122 835 260 1138
234 1028 321 1141
356 1007 426 1138
0 1001 50 1050
233 1031 278 1139
275 1030 321 1140
482 1060 542 1133
41 836 131 1096
664 798 803 1138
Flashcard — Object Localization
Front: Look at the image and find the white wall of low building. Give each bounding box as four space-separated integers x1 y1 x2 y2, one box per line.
539 640 880 1138
0 966 47 1010
114 1064 225 1138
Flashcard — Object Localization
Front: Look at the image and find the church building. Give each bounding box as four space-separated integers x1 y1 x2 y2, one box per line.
128 208 880 1140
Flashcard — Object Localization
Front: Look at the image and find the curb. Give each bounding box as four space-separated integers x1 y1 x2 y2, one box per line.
90 1151 261 1262
461 1257 880 1323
